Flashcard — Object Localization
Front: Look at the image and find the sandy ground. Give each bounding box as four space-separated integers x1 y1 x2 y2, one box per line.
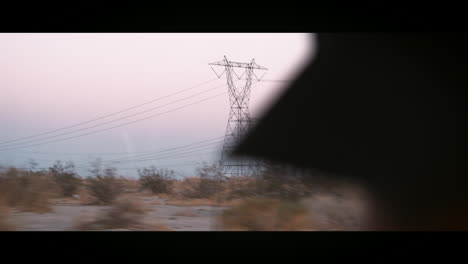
7 196 227 231
5 188 368 231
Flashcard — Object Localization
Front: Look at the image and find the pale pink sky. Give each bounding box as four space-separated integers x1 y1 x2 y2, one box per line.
0 33 316 177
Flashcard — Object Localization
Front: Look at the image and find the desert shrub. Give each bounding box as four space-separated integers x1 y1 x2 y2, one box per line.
86 160 124 205
49 160 82 197
197 178 225 199
219 197 316 231
224 176 258 200
0 167 58 213
19 171 57 213
196 163 227 199
172 163 227 199
118 177 140 193
75 198 171 231
0 168 24 207
86 172 123 205
138 166 175 194
76 198 146 230
171 177 202 199
0 199 14 231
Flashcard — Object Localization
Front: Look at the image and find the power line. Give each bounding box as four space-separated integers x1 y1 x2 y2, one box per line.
110 150 217 166
0 156 66 163
0 78 219 146
103 138 223 163
2 148 218 171
0 160 209 173
1 136 225 171
11 150 148 156
109 145 220 165
12 136 224 157
2 138 224 171
0 92 227 151
1 150 216 171
75 149 218 170
83 144 221 168
104 162 203 171
72 143 221 169
0 82 227 148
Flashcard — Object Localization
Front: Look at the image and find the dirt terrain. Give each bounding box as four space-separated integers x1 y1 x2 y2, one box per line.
5 190 367 231
7 196 227 231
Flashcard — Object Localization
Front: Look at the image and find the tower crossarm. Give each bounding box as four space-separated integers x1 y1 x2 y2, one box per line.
209 61 268 70
209 56 268 70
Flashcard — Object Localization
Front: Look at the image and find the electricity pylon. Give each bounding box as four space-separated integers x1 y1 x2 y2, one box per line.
209 56 268 177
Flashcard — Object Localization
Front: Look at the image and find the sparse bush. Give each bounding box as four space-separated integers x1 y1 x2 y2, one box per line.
77 184 93 204
171 163 227 199
86 160 124 205
219 197 316 231
75 198 171 231
224 176 258 200
49 160 82 197
171 162 313 201
19 172 57 213
0 200 14 231
75 198 146 230
138 166 174 194
0 168 24 207
198 178 225 199
196 163 226 199
0 167 59 213
168 162 313 201
171 177 202 199
119 177 140 193
86 174 123 205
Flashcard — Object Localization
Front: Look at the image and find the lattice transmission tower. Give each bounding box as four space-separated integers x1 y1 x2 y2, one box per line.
209 56 268 177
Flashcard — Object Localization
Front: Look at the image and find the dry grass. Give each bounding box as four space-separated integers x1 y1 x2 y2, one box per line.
85 174 125 205
171 177 226 200
119 191 165 206
119 177 140 193
77 185 94 205
219 197 317 231
75 198 146 230
49 161 82 197
146 172 315 208
74 198 171 231
0 200 15 231
170 171 313 202
19 176 57 213
138 167 174 194
171 177 203 199
121 164 317 205
0 168 59 213
222 176 258 200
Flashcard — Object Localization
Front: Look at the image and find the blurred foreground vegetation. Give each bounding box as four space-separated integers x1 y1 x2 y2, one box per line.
0 160 365 231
